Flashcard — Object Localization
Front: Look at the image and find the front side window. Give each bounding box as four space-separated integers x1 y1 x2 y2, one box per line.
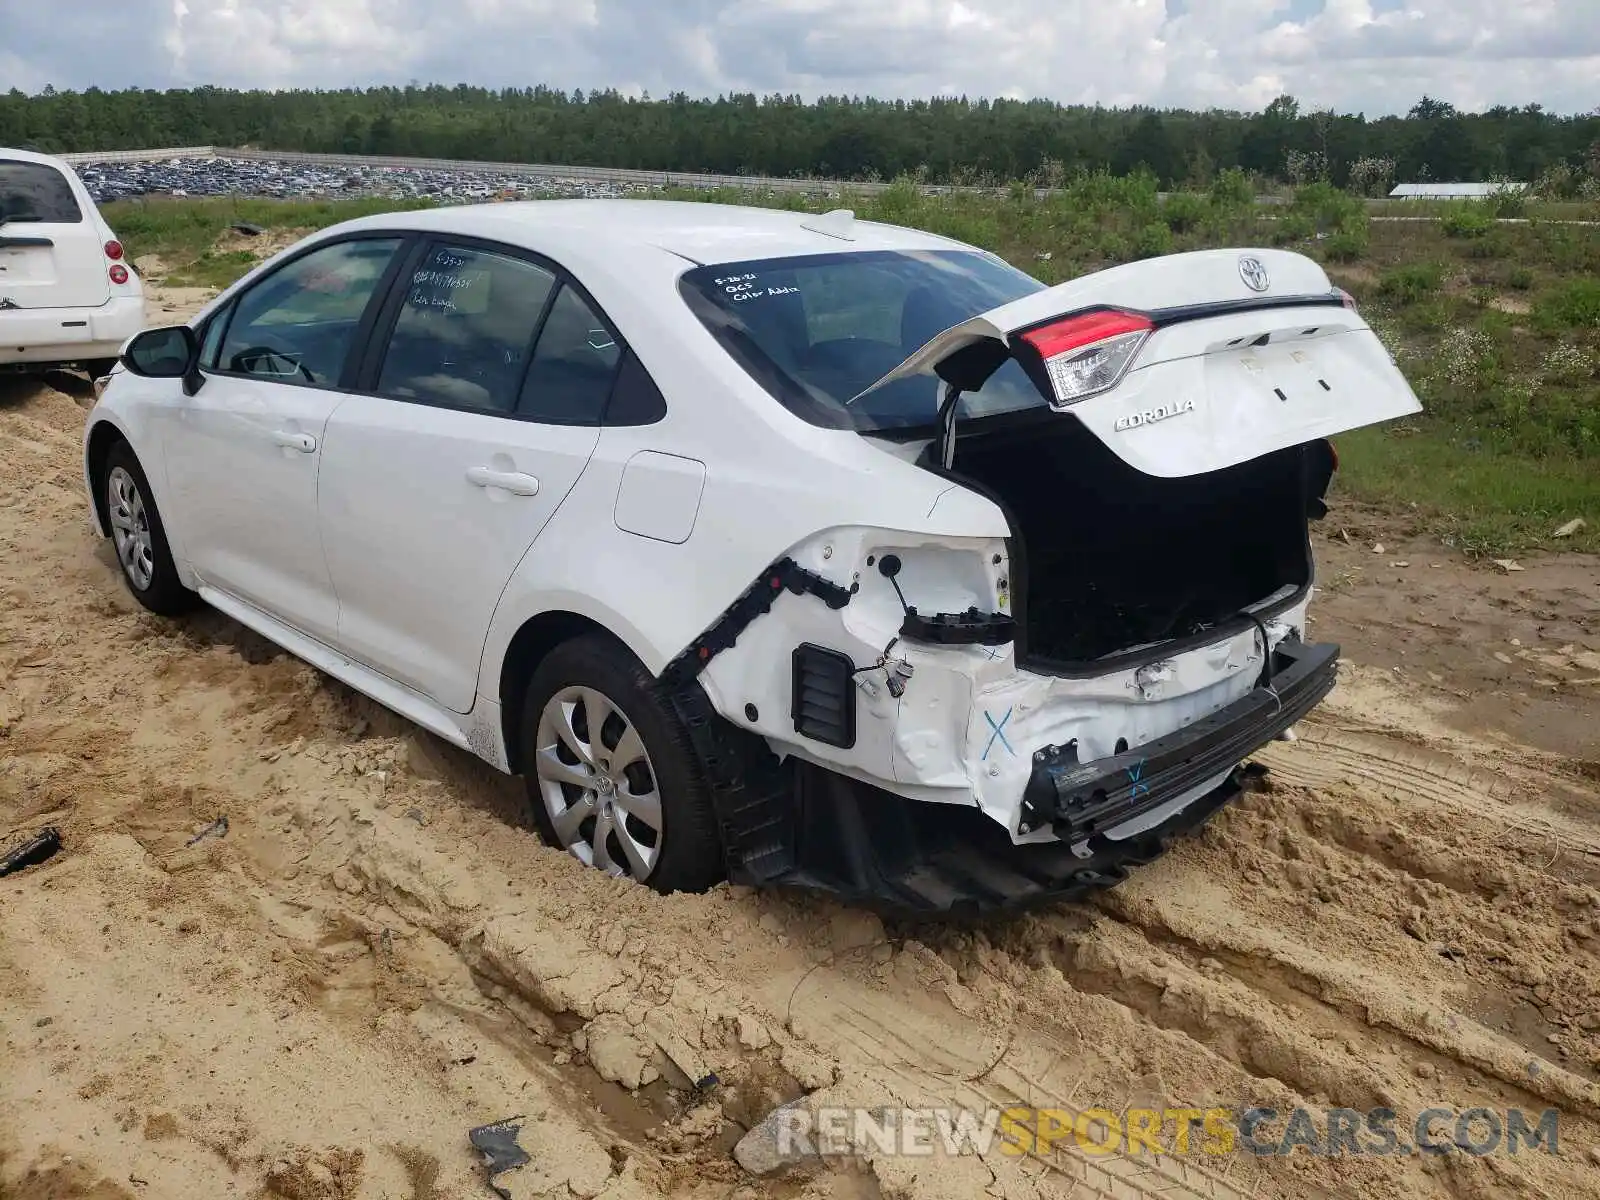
0 160 82 224
217 238 402 387
376 243 557 414
679 249 1047 432
198 305 230 370
517 285 623 425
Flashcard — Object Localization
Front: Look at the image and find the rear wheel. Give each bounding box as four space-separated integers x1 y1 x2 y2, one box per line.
519 635 724 894
104 440 196 616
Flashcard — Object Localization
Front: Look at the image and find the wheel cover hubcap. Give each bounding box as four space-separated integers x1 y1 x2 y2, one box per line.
107 466 154 591
534 686 663 879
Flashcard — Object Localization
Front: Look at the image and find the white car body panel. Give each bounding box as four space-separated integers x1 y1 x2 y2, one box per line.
159 372 346 643
83 200 1419 872
318 394 601 713
1 147 144 366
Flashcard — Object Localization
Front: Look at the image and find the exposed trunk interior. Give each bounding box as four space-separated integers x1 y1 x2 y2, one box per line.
946 414 1333 668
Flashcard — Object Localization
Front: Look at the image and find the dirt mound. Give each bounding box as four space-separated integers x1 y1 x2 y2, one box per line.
3 373 1600 1199
212 225 313 261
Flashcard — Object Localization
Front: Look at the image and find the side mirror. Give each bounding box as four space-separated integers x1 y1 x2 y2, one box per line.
122 325 205 396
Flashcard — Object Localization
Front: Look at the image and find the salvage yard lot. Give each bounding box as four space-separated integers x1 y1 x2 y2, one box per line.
1 182 1598 1200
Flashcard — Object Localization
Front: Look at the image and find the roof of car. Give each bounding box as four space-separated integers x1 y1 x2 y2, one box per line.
348 199 973 267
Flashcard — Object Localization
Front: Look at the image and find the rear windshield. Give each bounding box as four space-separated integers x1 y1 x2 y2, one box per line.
0 160 83 224
679 249 1048 432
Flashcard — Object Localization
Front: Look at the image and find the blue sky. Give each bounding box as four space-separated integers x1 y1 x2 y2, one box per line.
1 0 1595 116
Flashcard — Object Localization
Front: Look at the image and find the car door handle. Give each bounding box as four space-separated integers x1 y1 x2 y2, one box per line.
271 430 317 453
466 466 540 496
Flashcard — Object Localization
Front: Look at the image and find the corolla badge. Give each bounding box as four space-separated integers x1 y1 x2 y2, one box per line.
1114 398 1196 432
1238 255 1270 293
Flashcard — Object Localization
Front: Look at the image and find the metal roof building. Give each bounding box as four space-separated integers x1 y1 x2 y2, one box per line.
1389 182 1529 199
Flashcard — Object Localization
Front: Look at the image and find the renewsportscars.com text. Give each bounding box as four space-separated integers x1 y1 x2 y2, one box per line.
772 1105 1562 1159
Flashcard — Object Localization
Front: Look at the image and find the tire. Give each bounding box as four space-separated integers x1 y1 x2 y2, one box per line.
519 634 725 894
103 440 197 617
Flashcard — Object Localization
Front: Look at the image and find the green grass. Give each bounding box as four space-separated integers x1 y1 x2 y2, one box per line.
166 249 260 288
1366 197 1600 222
102 178 1600 556
1533 278 1600 331
104 195 435 267
1334 424 1600 555
1439 202 1498 239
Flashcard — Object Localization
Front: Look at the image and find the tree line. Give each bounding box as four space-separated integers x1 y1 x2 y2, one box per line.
3 85 1598 191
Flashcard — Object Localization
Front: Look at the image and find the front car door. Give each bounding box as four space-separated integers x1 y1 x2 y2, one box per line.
158 235 407 643
317 238 623 712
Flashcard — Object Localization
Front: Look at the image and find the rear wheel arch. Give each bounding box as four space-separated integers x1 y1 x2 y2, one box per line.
498 611 623 774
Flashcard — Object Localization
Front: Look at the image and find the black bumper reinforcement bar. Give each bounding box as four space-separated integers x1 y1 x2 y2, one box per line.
1020 638 1339 842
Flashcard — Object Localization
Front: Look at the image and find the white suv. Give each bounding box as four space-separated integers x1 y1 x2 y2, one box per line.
83 201 1421 914
1 147 144 378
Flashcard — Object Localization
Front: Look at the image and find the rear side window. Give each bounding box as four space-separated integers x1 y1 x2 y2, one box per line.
517 286 623 425
217 237 402 387
0 160 83 224
376 243 557 414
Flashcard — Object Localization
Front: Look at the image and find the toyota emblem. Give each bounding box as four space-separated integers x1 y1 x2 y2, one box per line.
1238 256 1270 293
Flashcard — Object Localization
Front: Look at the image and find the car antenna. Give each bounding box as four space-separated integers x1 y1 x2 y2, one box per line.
800 209 856 242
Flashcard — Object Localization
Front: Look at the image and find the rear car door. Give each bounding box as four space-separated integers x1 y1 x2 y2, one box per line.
159 235 407 643
0 155 110 310
317 238 621 712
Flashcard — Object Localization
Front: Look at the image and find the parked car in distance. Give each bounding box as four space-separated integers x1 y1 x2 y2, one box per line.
82 200 1422 915
1 147 144 380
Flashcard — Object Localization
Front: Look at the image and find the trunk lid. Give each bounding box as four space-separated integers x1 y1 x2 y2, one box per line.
856 248 1421 478
0 157 112 311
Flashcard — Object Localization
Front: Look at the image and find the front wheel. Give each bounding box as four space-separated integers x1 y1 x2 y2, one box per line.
103 440 196 616
518 635 725 894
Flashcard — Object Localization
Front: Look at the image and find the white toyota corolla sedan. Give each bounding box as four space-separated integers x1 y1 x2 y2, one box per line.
83 200 1420 914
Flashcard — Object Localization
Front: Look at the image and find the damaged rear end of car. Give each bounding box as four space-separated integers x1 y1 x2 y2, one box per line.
673 243 1420 916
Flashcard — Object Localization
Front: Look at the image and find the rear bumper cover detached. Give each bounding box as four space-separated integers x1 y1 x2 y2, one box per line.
682 637 1339 917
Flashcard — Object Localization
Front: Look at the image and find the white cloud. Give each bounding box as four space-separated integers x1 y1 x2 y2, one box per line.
1 0 1596 115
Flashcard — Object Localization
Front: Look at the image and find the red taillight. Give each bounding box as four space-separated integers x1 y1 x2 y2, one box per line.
1020 310 1153 359
108 264 130 285
104 240 124 261
1017 309 1154 408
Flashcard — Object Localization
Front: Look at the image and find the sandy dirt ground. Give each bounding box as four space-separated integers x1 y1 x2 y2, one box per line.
3 286 1599 1200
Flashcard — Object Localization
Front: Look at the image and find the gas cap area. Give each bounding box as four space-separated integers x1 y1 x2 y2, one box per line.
614 450 707 544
